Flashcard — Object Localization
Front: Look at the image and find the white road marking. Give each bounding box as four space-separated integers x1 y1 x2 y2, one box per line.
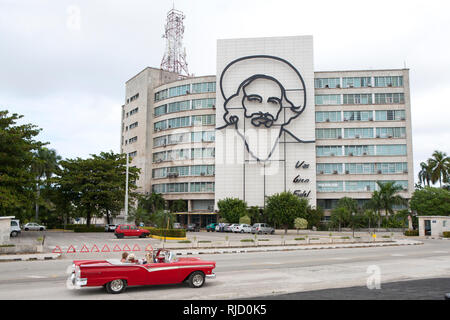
27 275 47 279
390 254 405 257
432 251 448 254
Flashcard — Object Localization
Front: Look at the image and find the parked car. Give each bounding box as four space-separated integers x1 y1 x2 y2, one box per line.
232 224 252 233
114 224 150 239
104 224 117 232
10 220 21 237
206 223 218 232
173 222 183 229
69 249 216 294
251 223 275 235
23 222 46 231
186 223 200 232
225 224 239 232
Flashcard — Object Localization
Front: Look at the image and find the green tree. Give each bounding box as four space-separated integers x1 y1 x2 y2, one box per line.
366 190 383 229
56 151 139 226
30 147 61 222
139 192 166 214
170 199 186 213
247 206 265 224
239 215 251 225
0 110 44 217
376 181 407 219
294 217 308 234
428 150 450 188
305 206 324 229
265 192 309 234
330 197 358 231
418 160 433 187
217 198 248 223
410 187 450 216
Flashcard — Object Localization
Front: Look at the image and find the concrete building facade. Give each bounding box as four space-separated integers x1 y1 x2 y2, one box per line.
120 35 414 225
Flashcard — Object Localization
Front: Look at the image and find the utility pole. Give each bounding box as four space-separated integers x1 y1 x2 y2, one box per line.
124 153 129 223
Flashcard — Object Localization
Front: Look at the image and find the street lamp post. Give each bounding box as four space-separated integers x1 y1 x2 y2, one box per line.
124 153 129 223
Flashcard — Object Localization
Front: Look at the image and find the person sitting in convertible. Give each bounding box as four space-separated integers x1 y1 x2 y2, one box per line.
121 252 129 263
127 253 147 264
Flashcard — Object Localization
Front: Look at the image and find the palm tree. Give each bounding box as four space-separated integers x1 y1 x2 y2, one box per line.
428 150 450 188
418 161 433 187
30 147 61 221
366 190 383 229
376 181 407 220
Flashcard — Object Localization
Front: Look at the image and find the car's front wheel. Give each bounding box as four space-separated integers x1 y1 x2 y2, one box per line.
188 271 205 288
10 231 19 237
105 279 127 294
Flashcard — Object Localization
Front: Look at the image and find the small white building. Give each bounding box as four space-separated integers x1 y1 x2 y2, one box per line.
418 216 450 237
0 216 15 245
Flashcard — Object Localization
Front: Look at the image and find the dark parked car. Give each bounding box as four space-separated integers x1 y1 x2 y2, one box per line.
186 223 200 232
206 223 218 232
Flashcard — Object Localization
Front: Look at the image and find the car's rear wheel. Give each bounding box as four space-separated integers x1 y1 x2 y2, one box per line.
115 233 124 239
24 228 29 231
188 271 205 288
105 279 127 294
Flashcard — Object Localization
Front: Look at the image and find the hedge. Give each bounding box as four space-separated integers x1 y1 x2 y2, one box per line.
404 230 419 236
51 224 104 232
142 227 186 238
443 231 450 238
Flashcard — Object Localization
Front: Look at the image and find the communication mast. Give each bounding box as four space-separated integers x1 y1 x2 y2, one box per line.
160 7 191 77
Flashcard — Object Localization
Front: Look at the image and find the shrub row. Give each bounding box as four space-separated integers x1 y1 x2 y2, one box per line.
404 230 419 236
51 224 104 232
142 227 186 238
443 231 450 238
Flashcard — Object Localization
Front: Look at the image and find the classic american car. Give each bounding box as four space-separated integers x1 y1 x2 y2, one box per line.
69 249 216 294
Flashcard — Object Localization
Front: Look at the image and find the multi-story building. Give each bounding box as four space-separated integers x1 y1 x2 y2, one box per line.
120 36 413 225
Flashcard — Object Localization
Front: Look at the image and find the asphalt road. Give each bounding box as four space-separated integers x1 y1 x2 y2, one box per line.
0 239 448 300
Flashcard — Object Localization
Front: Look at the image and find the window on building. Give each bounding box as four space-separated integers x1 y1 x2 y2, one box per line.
343 111 373 121
374 93 405 104
344 128 374 139
316 146 343 157
154 105 167 117
344 145 375 156
192 98 216 109
314 78 341 89
317 181 344 192
375 110 406 121
317 163 343 174
374 76 403 87
315 111 341 122
343 94 373 105
376 127 406 138
342 77 372 88
191 82 216 93
375 144 407 156
168 100 190 113
316 128 342 139
315 94 341 105
190 182 215 193
345 181 376 192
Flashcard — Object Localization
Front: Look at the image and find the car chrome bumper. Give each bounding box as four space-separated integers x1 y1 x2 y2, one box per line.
206 273 216 280
70 273 87 287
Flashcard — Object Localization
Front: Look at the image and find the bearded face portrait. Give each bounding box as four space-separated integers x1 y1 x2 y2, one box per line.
218 55 313 162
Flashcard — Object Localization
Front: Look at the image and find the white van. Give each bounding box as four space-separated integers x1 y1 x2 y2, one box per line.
10 219 21 237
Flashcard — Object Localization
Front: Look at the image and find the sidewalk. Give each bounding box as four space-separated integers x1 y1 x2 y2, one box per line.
0 253 61 262
171 239 423 256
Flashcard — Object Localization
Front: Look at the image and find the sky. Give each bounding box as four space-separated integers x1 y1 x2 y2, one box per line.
1 0 449 183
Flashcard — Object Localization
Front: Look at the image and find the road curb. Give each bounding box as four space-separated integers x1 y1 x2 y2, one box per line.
173 240 423 256
0 253 61 262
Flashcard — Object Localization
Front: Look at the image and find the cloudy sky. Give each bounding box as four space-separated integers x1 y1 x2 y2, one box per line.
1 0 449 182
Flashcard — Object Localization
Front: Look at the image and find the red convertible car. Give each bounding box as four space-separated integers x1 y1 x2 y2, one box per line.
69 249 216 294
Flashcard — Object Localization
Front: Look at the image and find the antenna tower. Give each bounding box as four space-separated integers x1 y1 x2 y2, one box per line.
160 7 190 77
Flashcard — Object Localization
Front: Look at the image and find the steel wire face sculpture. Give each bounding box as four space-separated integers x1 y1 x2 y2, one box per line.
217 55 314 162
